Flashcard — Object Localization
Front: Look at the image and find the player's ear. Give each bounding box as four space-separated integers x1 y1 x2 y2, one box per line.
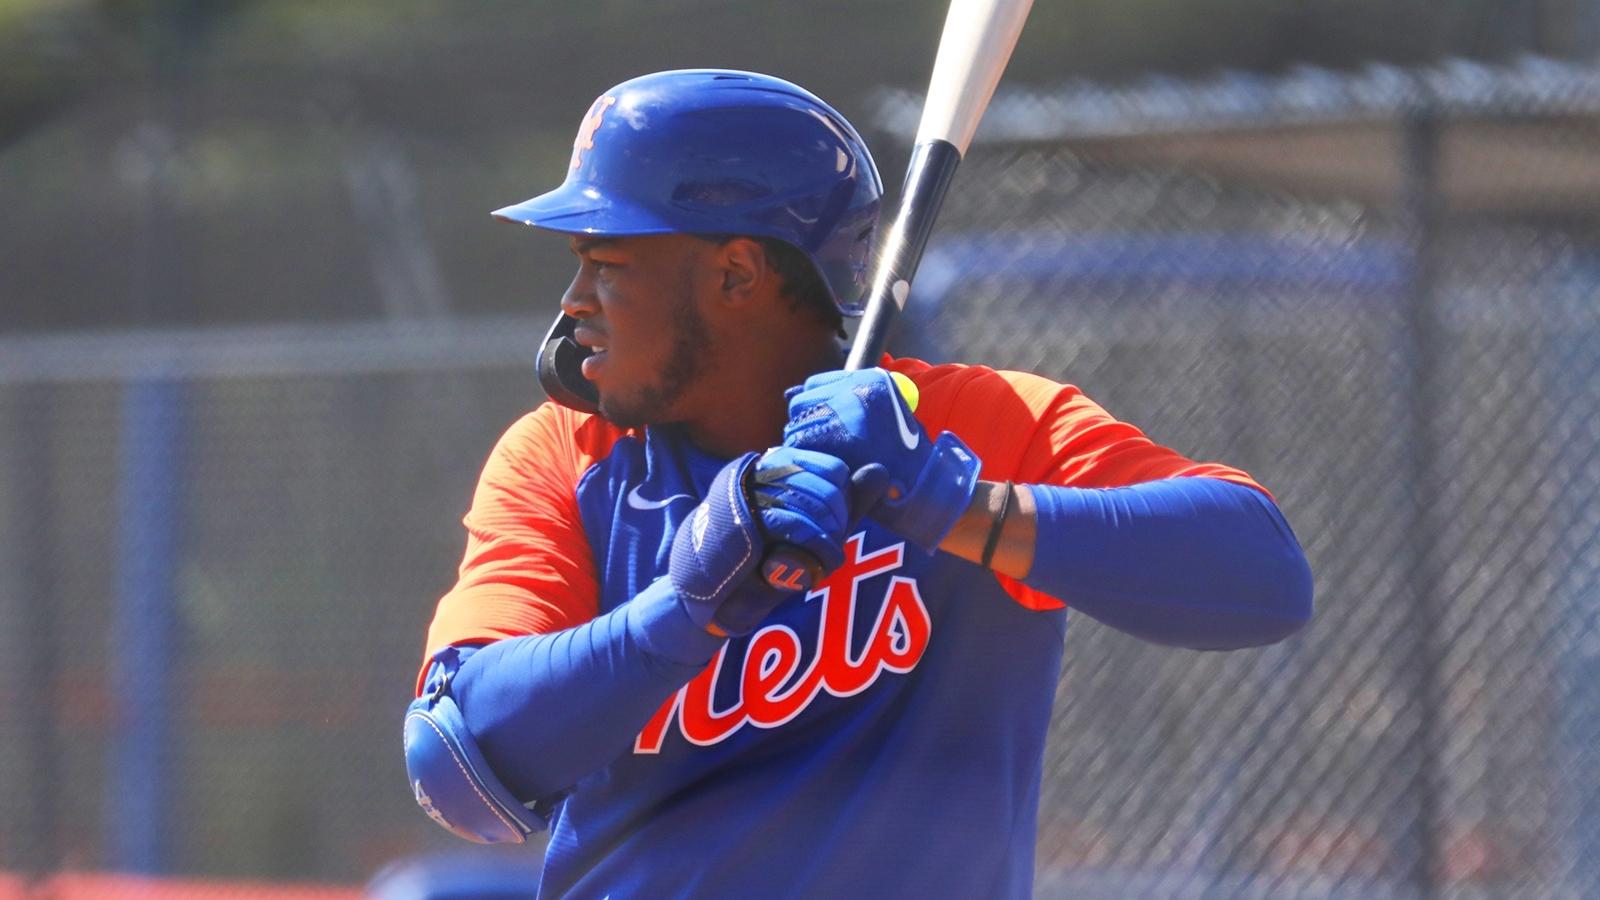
714 237 768 308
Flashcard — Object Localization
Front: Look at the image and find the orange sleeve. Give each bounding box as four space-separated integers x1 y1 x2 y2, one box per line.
888 358 1268 610
418 403 627 690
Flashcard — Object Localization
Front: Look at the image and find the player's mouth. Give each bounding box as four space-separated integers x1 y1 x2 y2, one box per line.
573 326 608 380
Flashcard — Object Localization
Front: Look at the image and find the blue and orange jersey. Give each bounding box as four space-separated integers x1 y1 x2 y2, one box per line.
419 359 1264 898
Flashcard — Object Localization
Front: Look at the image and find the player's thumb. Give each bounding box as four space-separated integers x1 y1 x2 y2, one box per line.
847 463 892 525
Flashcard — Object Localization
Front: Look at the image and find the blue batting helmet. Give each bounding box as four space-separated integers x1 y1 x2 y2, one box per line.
493 69 884 315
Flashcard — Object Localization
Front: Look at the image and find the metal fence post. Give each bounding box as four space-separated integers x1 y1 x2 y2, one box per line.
107 377 186 873
1397 88 1447 900
1552 286 1600 895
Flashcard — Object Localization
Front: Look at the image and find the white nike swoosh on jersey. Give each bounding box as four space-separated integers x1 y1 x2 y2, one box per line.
884 371 920 451
626 484 693 511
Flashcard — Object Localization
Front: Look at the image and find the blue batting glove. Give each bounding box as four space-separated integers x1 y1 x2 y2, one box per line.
783 368 981 550
669 448 852 636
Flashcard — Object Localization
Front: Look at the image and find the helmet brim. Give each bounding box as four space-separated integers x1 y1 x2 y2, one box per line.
493 167 873 317
492 183 686 236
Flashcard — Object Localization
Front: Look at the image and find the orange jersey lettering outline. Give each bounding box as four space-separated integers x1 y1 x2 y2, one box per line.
571 95 617 170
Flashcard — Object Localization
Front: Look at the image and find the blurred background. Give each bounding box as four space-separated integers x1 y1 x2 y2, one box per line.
2 0 1598 897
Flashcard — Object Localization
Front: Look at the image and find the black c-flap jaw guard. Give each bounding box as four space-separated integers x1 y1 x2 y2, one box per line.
537 311 600 414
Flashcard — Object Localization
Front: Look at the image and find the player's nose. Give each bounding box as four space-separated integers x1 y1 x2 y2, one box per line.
560 270 599 320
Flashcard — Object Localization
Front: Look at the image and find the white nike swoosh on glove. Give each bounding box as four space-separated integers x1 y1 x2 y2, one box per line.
883 371 920 451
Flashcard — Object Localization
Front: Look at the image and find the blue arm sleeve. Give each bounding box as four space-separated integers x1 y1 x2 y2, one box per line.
1025 477 1313 650
437 577 725 805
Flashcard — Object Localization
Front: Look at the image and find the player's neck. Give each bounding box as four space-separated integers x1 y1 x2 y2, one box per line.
676 335 844 459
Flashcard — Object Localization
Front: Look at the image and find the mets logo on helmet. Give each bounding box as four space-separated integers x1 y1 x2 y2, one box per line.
633 532 931 753
571 95 617 170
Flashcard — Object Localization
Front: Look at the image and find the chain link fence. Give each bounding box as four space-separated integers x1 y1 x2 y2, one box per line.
2 62 1598 900
899 98 1600 895
902 64 1600 890
0 339 553 889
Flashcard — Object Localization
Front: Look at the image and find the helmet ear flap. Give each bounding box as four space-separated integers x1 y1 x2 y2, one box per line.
537 311 600 413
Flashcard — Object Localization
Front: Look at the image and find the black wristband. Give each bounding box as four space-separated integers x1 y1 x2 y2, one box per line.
980 481 1013 570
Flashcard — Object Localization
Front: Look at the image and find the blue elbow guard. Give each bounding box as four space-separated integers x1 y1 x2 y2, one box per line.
403 654 547 844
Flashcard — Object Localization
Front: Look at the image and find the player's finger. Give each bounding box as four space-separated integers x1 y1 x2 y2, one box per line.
800 368 859 392
756 507 846 572
751 446 850 487
751 472 848 535
847 463 893 524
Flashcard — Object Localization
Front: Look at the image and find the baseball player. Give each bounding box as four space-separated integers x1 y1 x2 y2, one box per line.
404 70 1312 899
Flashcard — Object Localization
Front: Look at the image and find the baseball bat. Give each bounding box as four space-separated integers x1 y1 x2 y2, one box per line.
761 0 1035 592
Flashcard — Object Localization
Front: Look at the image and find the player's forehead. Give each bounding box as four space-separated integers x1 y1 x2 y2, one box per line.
568 232 707 258
569 235 621 254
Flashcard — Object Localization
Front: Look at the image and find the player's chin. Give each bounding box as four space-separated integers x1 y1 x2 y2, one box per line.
592 367 682 429
594 389 650 430
579 353 633 424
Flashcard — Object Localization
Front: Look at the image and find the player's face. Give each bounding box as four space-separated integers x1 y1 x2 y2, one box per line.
561 234 718 428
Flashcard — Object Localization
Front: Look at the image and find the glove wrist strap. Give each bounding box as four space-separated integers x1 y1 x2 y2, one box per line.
889 431 983 550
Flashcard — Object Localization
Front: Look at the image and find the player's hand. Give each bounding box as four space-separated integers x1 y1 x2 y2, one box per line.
783 368 982 550
669 447 852 636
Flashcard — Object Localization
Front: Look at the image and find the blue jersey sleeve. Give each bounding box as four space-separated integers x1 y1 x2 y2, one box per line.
1024 477 1313 650
439 577 725 805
